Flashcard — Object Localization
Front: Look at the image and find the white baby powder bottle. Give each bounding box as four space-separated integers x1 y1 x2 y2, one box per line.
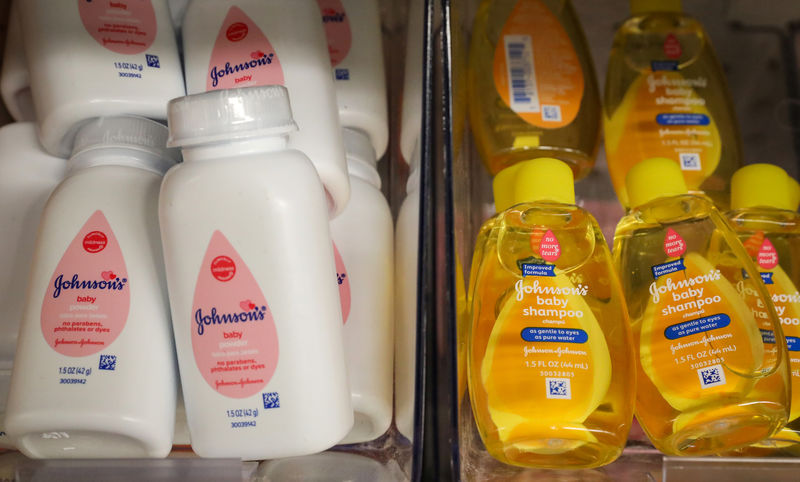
160 85 352 460
317 0 389 159
18 0 185 157
1 2 34 122
5 116 180 459
330 128 394 444
394 141 421 441
0 123 66 449
182 0 350 217
400 0 424 163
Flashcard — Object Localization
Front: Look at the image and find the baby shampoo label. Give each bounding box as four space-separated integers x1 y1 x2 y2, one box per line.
492 0 584 129
79 0 157 55
317 0 352 67
642 236 765 411
483 230 611 440
207 6 284 91
743 232 800 421
41 210 129 357
192 231 278 399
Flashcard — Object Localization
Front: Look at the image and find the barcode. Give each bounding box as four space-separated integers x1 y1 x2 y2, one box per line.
698 364 726 389
679 152 701 171
504 35 540 113
545 377 571 399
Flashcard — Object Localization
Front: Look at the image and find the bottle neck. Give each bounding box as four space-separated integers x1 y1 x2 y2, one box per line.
180 136 289 162
69 147 174 175
347 157 381 189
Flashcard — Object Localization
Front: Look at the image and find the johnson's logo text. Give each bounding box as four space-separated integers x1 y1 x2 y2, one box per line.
209 52 275 88
195 304 267 336
52 273 127 299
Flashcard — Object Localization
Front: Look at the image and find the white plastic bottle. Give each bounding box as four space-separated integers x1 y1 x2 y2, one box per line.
400 0 424 163
0 123 66 450
5 116 180 458
18 0 185 157
182 0 350 217
160 85 352 460
330 128 394 444
317 0 389 158
1 1 34 122
394 141 421 441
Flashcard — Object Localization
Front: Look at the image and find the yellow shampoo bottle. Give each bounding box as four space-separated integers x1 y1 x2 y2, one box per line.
467 158 635 469
726 164 800 453
613 158 789 456
604 0 743 209
467 0 601 180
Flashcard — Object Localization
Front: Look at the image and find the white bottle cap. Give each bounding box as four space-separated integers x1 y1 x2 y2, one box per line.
167 85 298 148
343 128 381 188
71 116 180 174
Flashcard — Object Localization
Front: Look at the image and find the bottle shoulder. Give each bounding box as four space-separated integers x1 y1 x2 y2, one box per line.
615 195 720 235
474 202 612 276
726 208 800 235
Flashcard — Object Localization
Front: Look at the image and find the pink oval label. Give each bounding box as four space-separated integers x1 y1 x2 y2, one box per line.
538 230 561 262
192 231 279 399
758 238 779 270
207 6 285 91
663 228 687 257
41 210 130 357
78 0 157 55
317 0 352 67
333 242 351 324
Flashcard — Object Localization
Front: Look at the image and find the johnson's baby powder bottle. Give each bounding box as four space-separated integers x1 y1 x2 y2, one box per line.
159 85 352 460
394 141 421 441
0 123 66 449
182 0 350 217
18 0 185 157
331 128 394 444
317 0 389 158
1 1 34 122
5 117 180 458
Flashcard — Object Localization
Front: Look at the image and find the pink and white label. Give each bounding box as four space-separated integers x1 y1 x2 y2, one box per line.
207 6 284 91
663 228 687 257
333 243 351 324
41 211 129 357
78 0 157 55
663 33 682 60
757 238 779 270
192 231 278 399
538 230 561 262
317 0 352 67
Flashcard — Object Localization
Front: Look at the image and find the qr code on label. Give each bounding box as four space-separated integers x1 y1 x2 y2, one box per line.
146 54 160 68
99 355 116 371
542 105 562 122
679 152 701 171
545 377 571 400
698 364 726 389
263 392 280 409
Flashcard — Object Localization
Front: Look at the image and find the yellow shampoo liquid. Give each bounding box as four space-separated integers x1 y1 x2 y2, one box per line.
467 158 635 469
604 0 743 209
613 158 789 456
725 164 800 453
467 0 601 180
